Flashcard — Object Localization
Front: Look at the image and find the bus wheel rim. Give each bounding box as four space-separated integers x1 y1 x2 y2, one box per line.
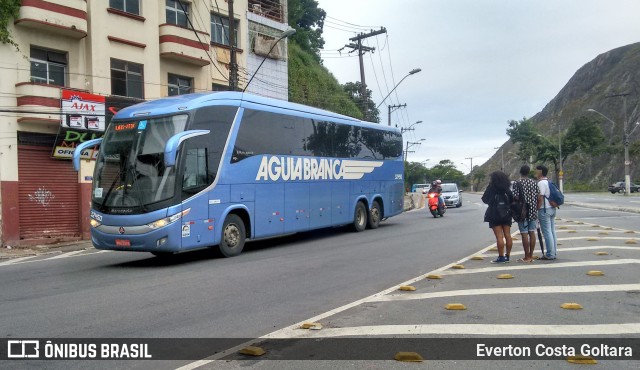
224 224 240 247
357 208 365 226
371 208 380 224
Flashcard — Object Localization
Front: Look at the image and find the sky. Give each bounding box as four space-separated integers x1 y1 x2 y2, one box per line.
315 0 640 174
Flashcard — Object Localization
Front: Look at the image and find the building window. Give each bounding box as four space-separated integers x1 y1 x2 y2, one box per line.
30 47 67 86
211 14 238 47
111 59 144 99
212 83 228 92
166 0 189 28
109 0 140 15
168 74 193 96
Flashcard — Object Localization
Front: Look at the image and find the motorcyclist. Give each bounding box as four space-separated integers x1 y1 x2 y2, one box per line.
428 180 445 209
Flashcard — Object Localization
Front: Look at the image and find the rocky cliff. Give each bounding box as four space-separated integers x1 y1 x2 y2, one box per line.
480 42 640 190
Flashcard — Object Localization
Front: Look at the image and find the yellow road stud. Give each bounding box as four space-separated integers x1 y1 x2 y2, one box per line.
497 274 513 279
399 285 416 291
591 225 600 228
394 352 424 362
625 230 636 234
625 240 638 244
300 322 323 330
595 251 609 256
471 256 484 260
489 247 498 251
568 230 577 233
560 303 583 310
605 227 613 230
599 232 609 235
567 356 597 364
426 274 442 279
451 264 465 269
559 226 568 229
587 238 598 241
239 346 266 356
445 303 467 310
587 271 604 276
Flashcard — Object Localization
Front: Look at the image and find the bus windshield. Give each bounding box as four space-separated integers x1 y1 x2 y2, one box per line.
92 114 188 212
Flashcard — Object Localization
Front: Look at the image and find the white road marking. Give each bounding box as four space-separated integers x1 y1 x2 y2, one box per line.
0 249 111 267
436 259 640 276
46 250 87 260
270 323 640 338
0 256 37 266
374 283 640 302
556 236 639 241
481 245 640 257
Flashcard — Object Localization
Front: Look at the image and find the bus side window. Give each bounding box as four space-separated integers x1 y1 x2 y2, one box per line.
182 147 209 193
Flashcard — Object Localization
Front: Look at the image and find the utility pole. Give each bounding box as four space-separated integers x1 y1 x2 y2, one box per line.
465 157 474 191
607 93 632 195
227 0 238 91
343 27 387 119
388 103 406 126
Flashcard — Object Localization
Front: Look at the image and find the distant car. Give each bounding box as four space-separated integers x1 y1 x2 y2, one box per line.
441 183 462 207
608 181 640 193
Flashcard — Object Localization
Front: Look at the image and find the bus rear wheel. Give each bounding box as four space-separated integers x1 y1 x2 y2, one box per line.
219 214 246 257
367 200 381 229
351 201 367 232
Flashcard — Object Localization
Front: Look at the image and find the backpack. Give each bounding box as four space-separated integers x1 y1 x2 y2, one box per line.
493 192 512 221
511 181 529 222
545 181 564 207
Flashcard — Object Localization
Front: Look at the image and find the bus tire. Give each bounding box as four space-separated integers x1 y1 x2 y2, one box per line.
367 200 381 229
219 214 246 257
351 201 367 232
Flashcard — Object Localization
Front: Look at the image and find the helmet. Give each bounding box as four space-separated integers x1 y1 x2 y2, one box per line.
436 179 442 185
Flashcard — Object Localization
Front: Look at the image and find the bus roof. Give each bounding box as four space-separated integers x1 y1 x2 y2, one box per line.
113 92 399 132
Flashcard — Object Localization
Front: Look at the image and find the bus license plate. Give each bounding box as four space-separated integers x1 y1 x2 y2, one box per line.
115 239 130 247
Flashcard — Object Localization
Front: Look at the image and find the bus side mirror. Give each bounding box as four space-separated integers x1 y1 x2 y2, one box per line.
164 130 210 167
73 138 103 171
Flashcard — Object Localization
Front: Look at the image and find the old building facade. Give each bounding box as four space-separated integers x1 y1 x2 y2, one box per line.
0 0 290 246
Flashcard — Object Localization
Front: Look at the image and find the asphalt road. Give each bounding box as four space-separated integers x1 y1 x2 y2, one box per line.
2 193 639 369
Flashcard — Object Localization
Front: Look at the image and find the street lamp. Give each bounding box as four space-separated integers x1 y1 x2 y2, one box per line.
243 28 296 93
494 146 504 171
401 120 422 134
376 68 422 123
587 108 640 195
404 139 425 163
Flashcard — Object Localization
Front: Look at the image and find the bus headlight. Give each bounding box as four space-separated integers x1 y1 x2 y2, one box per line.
147 209 190 230
90 219 101 228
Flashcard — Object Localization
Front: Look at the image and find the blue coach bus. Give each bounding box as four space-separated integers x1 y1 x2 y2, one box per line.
73 92 404 257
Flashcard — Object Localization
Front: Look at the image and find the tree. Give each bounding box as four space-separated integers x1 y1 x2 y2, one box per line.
429 160 465 184
0 0 21 52
287 0 325 63
342 81 380 123
507 115 605 184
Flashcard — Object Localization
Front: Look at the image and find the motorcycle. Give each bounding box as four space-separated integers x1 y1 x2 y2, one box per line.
427 191 446 218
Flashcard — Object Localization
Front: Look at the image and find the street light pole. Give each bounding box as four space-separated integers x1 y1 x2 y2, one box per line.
587 107 639 196
401 120 422 134
404 139 425 163
243 28 296 93
376 68 421 125
557 122 563 193
494 147 504 171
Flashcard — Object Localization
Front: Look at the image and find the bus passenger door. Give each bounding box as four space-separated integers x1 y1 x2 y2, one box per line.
284 183 309 233
254 183 284 238
309 183 332 229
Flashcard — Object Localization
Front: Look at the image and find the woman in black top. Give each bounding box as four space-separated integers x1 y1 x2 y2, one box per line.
482 171 514 263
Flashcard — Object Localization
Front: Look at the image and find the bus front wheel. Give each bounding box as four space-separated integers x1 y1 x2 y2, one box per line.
219 214 246 257
367 200 381 229
352 201 368 232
